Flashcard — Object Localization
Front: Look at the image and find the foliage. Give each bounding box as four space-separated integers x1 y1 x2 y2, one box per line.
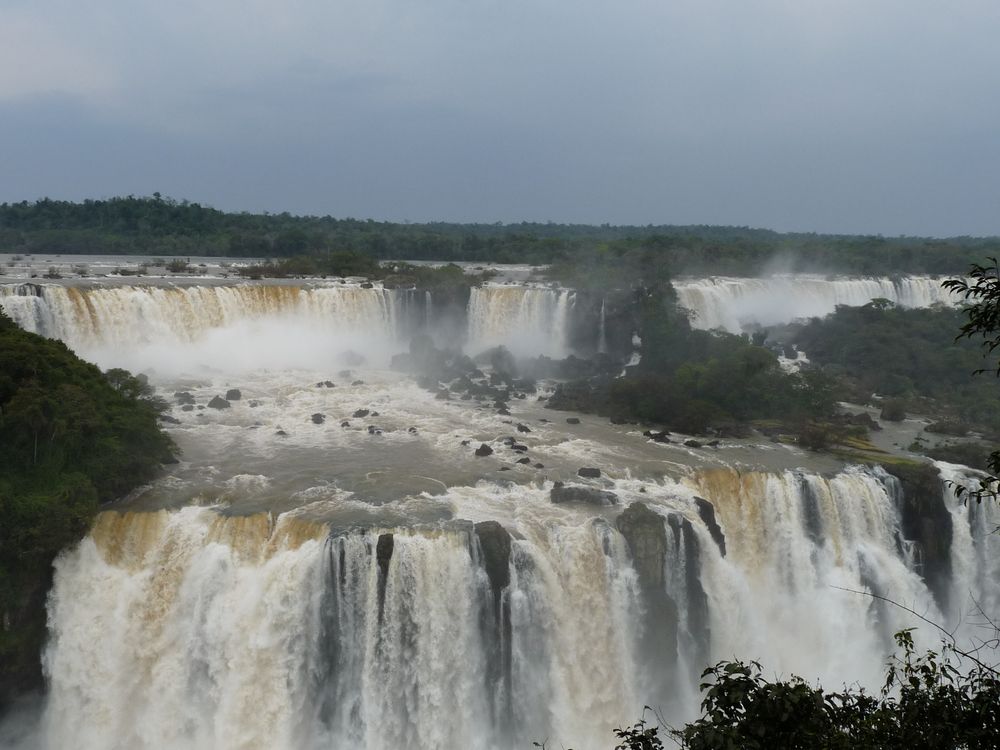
792 301 1000 434
608 631 1000 750
0 309 175 702
0 196 993 278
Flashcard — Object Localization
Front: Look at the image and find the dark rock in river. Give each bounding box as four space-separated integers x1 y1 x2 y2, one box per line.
566 417 581 425
474 521 512 594
577 467 601 478
174 391 195 405
225 388 242 401
475 443 494 457
181 404 194 412
683 439 702 448
516 457 531 465
516 423 532 433
550 483 618 506
353 409 370 418
207 396 230 409
311 413 325 424
160 415 181 424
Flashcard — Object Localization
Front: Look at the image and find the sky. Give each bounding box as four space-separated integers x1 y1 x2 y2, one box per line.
0 0 998 236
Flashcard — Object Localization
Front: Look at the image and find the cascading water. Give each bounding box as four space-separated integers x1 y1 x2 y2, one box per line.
673 275 960 332
0 283 407 373
466 285 573 357
32 463 996 750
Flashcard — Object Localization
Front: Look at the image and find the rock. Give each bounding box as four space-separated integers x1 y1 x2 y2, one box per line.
353 409 370 418
683 439 702 448
534 463 544 469
694 497 726 556
474 521 512 594
340 420 350 427
174 391 195 405
516 457 531 465
408 426 418 433
460 439 471 446
225 388 242 401
181 404 194 412
499 466 510 471
160 415 181 424
490 346 518 379
275 429 288 437
311 413 325 424
706 439 720 447
666 513 711 668
249 400 260 407
616 503 678 677
367 425 383 435
516 423 532 433
644 430 671 443
352 380 365 386
207 395 230 409
883 463 951 611
475 443 494 457
577 467 601 478
511 444 528 452
550 484 618 506
360 281 374 289
371 411 379 417
566 417 581 425
497 407 511 416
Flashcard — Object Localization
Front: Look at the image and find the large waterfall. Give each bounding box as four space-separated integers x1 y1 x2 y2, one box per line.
34 465 998 750
674 275 959 332
466 285 573 357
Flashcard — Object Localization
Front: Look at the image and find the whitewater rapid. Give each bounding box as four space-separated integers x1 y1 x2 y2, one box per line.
1 272 995 750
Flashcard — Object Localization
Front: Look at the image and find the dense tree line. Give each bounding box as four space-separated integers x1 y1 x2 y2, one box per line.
1 195 995 275
0 310 175 706
791 302 1000 435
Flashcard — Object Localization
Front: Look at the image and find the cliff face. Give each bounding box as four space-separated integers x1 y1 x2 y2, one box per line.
883 463 952 612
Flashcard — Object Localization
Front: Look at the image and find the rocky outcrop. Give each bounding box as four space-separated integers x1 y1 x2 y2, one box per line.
474 521 512 600
694 497 726 557
616 502 679 681
473 521 514 729
666 513 711 670
550 483 618 506
882 463 952 612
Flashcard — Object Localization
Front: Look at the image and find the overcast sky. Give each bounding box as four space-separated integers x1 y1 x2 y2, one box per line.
0 0 997 236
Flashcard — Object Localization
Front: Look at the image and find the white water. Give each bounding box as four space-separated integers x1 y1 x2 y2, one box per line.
466 285 573 357
29 463 992 750
0 283 403 374
674 275 959 332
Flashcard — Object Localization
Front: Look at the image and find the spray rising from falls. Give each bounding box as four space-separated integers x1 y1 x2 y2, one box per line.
673 275 960 332
36 464 998 750
466 285 573 357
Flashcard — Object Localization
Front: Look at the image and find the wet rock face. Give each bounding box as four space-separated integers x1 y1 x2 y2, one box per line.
883 463 952 611
616 502 678 676
474 521 512 594
694 497 726 557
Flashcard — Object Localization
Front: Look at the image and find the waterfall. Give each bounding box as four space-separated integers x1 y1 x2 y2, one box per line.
34 464 995 750
673 275 960 332
0 283 407 373
466 285 573 357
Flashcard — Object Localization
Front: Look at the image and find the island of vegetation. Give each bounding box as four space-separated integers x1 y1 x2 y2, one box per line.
0 310 175 708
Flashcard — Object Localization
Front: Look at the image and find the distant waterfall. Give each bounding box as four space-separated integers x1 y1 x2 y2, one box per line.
0 282 410 373
37 464 999 750
673 275 960 332
466 285 573 357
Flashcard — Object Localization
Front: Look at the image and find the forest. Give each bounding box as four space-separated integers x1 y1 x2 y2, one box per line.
0 311 175 705
1 195 997 275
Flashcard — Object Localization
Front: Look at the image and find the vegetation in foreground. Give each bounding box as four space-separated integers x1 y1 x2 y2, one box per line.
0 310 174 707
601 630 999 750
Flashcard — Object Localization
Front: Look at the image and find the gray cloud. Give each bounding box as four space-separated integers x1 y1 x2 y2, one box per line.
1 0 998 235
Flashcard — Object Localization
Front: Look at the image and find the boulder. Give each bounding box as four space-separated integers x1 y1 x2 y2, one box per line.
683 439 702 448
577 467 601 478
174 391 195 405
225 388 242 401
181 404 194 412
353 409 370 418
516 457 531 465
475 443 494 457
550 483 618 506
516 423 532 433
566 417 581 425
207 395 230 409
311 413 325 424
